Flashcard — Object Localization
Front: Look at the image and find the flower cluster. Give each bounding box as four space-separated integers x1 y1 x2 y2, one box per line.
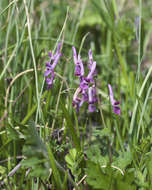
44 43 121 115
72 47 98 113
44 43 62 89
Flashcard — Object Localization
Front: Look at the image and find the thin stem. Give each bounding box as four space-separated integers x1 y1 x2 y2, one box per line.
23 0 40 123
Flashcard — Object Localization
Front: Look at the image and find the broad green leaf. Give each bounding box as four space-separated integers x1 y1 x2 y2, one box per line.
86 145 108 165
69 148 77 160
86 161 111 189
65 154 74 166
21 157 47 167
113 151 132 170
7 125 20 140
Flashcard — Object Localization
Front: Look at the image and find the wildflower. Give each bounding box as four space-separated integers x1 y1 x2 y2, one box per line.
44 43 62 89
79 58 97 91
108 84 120 115
72 46 84 77
72 46 97 112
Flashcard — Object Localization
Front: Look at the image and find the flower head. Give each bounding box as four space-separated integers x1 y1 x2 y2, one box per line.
108 84 120 115
72 47 97 113
44 43 62 89
88 49 97 76
72 46 84 77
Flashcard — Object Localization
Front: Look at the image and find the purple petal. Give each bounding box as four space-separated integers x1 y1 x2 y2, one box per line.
113 105 121 115
53 42 62 59
108 84 115 105
88 87 97 112
46 77 53 87
48 51 53 58
75 65 81 76
78 55 84 76
80 77 88 90
72 46 78 64
46 62 51 67
79 91 88 107
88 87 93 103
45 71 55 88
88 49 93 65
52 53 62 69
88 104 96 112
44 68 52 76
72 87 82 113
88 86 97 104
86 61 96 81
72 47 84 77
82 91 88 102
56 42 62 52
108 84 121 115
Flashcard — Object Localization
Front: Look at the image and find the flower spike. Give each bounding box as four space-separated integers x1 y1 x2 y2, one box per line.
44 42 62 89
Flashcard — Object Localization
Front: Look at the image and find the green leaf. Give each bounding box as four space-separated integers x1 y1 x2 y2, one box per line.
0 165 6 180
146 153 152 179
86 145 108 165
65 154 74 167
29 166 49 179
65 148 83 183
69 148 77 160
113 151 133 170
93 128 111 138
86 161 111 189
7 125 20 140
21 157 47 167
116 180 136 190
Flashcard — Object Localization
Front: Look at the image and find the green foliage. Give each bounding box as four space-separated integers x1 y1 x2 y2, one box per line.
86 161 136 190
21 122 49 179
1 0 152 189
113 151 133 170
115 17 135 49
0 165 7 180
65 148 83 182
86 144 108 165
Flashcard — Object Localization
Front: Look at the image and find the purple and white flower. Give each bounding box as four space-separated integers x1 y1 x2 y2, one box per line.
108 84 121 115
44 43 62 89
72 46 84 77
72 47 97 113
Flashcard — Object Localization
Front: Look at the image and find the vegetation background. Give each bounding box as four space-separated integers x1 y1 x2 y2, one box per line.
0 0 152 189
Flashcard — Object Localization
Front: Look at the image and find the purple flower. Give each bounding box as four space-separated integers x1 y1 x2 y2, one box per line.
86 61 96 83
79 77 89 90
88 49 97 76
44 43 62 89
88 86 97 112
72 87 82 113
108 84 121 115
72 46 84 77
72 47 97 113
